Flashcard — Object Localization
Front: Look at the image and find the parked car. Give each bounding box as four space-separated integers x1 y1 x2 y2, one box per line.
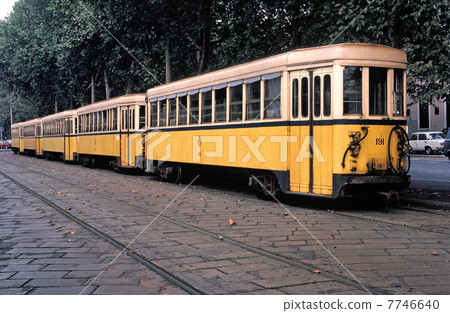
409 132 445 155
0 140 11 149
444 131 450 161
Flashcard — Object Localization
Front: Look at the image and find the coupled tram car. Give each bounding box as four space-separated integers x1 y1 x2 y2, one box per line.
11 43 410 200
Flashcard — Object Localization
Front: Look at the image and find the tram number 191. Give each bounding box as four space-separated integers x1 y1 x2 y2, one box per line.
376 138 385 145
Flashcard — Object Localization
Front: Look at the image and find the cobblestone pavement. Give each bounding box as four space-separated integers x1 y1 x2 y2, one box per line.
0 151 449 295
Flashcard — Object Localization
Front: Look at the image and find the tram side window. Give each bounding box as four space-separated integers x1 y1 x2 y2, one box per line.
394 69 404 116
215 87 226 122
292 79 299 118
229 84 243 121
264 77 281 119
139 105 145 129
369 67 387 115
190 94 199 124
159 100 167 127
150 102 158 127
178 96 187 125
246 80 261 120
94 112 98 132
169 98 177 126
301 77 308 117
113 109 118 130
130 108 135 130
89 113 93 132
314 76 321 117
343 67 362 115
103 111 107 131
202 90 212 123
323 75 331 117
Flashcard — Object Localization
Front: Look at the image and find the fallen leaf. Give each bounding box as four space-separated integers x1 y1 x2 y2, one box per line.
70 231 76 235
129 250 134 254
388 224 392 227
282 212 289 216
137 196 144 200
403 223 408 226
313 270 321 273
54 191 62 195
78 210 83 214
218 236 224 240
142 184 148 187
228 219 236 226
235 200 241 203
65 207 72 211
432 252 439 256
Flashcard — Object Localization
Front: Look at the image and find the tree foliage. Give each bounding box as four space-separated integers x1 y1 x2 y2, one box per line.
0 0 448 131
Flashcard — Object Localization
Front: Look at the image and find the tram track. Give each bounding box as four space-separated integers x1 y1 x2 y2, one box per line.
1 156 384 295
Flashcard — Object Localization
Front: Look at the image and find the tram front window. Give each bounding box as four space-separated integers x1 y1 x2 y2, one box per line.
369 67 387 115
343 67 362 115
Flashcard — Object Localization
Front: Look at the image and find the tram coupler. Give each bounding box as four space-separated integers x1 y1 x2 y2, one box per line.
377 190 400 213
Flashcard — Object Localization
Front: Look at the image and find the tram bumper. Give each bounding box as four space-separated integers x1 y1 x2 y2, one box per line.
332 174 411 198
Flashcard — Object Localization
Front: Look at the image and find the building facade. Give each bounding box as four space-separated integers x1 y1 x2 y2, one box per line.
406 95 449 134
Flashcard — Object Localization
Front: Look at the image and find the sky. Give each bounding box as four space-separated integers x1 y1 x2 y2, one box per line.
0 0 18 20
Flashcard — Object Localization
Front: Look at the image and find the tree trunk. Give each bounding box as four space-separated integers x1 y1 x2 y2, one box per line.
126 60 135 95
165 45 171 84
9 94 13 125
55 98 58 113
104 69 111 100
388 0 403 49
91 76 95 104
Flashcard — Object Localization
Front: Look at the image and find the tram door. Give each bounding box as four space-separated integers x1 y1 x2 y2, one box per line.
289 69 333 195
309 69 333 196
64 118 71 161
120 106 135 167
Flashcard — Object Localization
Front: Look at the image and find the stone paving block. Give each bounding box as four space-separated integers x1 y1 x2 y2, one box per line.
0 279 29 288
11 271 69 279
65 270 124 279
24 278 88 287
0 264 45 272
29 286 97 295
93 286 161 295
0 258 32 266
0 287 33 295
252 275 330 289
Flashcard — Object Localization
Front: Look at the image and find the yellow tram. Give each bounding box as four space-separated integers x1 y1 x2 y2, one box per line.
11 122 23 154
75 94 146 169
143 43 410 198
19 118 43 156
10 43 410 199
41 110 77 161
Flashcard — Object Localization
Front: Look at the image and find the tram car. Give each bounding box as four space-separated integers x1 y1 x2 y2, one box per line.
10 122 22 154
41 110 77 161
19 118 43 156
75 94 146 170
143 43 410 198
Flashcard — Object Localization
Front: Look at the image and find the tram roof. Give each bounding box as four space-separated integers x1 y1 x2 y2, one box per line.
146 43 407 99
76 93 146 114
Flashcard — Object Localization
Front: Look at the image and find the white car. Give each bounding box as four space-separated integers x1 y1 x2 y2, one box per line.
409 132 445 155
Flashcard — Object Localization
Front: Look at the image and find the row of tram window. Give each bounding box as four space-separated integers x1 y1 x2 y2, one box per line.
148 73 282 128
14 66 406 138
343 67 405 116
43 119 63 136
78 109 118 134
